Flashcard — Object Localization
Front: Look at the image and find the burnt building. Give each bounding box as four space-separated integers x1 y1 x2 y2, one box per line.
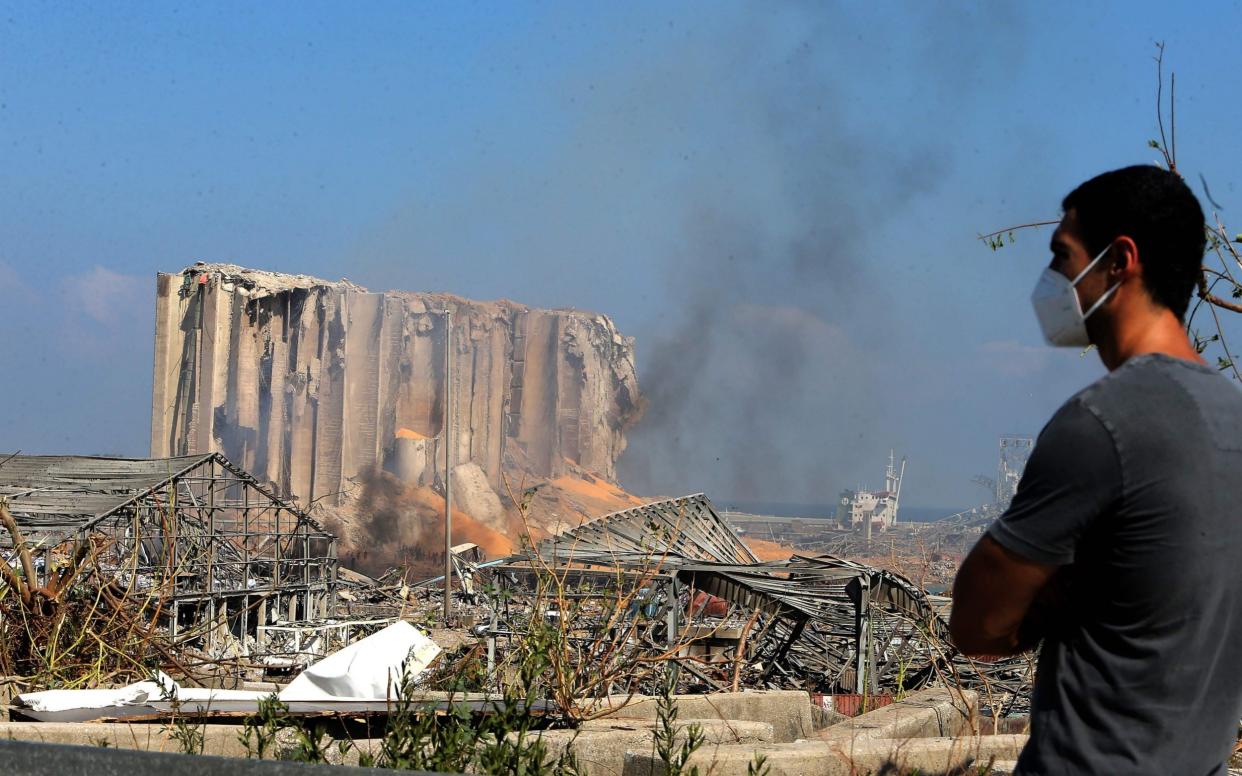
0 452 337 649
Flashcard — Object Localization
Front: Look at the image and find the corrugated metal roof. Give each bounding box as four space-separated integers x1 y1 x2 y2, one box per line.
0 454 214 544
543 494 759 565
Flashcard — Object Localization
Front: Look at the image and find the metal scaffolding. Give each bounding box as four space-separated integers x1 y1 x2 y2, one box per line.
0 452 337 651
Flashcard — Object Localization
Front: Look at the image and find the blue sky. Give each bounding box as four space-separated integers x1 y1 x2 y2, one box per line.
2 2 1240 510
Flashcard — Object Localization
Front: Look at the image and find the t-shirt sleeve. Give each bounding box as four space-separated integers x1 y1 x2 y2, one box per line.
986 398 1121 566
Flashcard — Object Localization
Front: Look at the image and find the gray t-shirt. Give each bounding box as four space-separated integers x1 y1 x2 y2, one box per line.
988 353 1242 775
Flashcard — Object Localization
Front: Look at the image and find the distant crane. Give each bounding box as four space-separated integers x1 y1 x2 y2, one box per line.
925 436 1036 543
971 474 996 500
885 450 907 525
996 435 1034 508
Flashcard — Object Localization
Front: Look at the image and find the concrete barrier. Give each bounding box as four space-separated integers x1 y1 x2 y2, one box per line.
0 736 440 776
621 688 1029 776
0 719 391 765
587 690 817 742
514 718 774 776
822 733 1028 776
1 686 1025 775
0 721 255 758
815 687 975 742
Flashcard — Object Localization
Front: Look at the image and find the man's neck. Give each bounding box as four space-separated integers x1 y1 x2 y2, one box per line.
1095 308 1206 372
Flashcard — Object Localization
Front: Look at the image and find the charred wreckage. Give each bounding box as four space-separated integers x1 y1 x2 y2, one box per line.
0 453 1031 717
421 493 1034 716
0 452 339 672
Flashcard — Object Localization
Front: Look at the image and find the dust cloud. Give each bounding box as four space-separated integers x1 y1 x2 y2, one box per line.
344 4 1030 506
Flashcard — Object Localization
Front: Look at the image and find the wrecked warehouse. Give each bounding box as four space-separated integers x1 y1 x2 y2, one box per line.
0 453 338 659
425 494 1034 716
0 472 1039 775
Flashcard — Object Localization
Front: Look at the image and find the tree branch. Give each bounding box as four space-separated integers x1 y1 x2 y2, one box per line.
1154 42 1177 172
1197 272 1242 314
976 220 1059 243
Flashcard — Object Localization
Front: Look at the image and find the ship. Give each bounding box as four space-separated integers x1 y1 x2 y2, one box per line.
835 450 907 538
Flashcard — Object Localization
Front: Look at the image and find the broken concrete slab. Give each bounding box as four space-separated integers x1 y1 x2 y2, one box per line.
450 462 507 533
622 688 994 776
854 734 1027 774
517 719 774 776
0 737 410 776
814 687 976 742
0 721 256 758
587 690 816 743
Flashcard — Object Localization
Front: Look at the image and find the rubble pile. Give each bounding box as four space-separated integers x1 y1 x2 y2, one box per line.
0 452 337 686
0 453 1032 726
404 495 1034 716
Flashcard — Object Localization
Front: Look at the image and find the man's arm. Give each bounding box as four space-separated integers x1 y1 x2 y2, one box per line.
949 534 1060 657
950 399 1119 657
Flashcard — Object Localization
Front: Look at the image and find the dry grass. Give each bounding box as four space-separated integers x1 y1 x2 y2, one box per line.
0 498 177 689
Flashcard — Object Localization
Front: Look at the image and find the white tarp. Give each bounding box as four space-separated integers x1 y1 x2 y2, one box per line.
14 621 442 719
16 672 265 714
17 672 177 714
279 621 441 702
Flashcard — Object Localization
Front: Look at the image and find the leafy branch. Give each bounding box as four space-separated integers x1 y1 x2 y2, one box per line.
980 43 1242 380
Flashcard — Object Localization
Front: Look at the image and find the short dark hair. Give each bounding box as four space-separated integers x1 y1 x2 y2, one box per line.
1062 165 1206 320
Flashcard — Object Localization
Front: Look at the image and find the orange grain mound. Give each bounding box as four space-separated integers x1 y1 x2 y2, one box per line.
453 514 514 558
395 427 428 440
744 537 795 562
408 485 514 558
551 475 644 509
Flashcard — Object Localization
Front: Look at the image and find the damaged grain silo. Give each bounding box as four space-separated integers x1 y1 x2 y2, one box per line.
149 264 644 522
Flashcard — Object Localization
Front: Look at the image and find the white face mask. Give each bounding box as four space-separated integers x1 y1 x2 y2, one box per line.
1030 243 1121 347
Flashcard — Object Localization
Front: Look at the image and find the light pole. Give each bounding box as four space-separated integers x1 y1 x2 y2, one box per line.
442 308 453 624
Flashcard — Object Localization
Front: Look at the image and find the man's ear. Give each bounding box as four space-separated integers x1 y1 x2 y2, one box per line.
1111 235 1141 280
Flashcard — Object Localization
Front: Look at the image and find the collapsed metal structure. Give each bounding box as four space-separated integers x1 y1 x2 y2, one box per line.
0 455 1030 710
451 494 1033 714
0 453 338 651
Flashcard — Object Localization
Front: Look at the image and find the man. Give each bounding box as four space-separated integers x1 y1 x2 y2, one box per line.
951 165 1242 774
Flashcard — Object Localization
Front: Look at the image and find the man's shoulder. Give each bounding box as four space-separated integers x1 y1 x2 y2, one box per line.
1038 391 1114 455
1040 357 1168 443
1063 354 1242 458
1071 353 1232 412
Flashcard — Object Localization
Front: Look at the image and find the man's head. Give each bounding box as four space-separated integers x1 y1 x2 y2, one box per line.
1056 165 1206 322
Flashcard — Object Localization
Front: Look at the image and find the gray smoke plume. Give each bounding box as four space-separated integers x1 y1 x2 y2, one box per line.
616 5 1026 504
345 3 1030 507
